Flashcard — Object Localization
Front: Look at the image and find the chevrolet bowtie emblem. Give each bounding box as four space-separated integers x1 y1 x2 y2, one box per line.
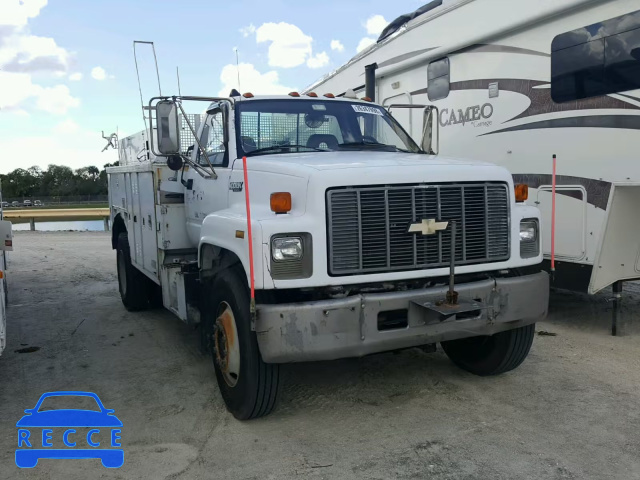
408 219 449 236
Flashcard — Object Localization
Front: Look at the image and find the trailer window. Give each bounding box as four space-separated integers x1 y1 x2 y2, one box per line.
427 57 450 101
551 9 640 102
198 110 227 166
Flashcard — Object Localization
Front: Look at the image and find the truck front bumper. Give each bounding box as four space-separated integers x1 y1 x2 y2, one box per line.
255 271 548 363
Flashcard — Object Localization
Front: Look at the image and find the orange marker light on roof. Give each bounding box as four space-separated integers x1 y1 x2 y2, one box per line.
361 97 373 102
270 192 292 213
243 92 254 98
323 93 335 98
514 184 529 202
306 92 318 97
288 92 300 97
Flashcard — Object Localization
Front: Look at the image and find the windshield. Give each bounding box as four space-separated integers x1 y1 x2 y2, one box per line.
235 99 421 157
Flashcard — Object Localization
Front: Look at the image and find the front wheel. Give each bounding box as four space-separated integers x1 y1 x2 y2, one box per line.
204 268 280 420
441 324 535 376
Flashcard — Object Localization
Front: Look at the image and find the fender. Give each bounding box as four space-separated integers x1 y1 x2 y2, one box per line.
198 209 265 289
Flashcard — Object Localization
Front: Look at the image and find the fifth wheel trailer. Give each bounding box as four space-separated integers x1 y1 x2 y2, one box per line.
307 0 640 299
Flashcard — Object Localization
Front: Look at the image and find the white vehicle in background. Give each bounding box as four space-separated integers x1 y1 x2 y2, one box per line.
0 187 13 356
107 86 548 419
307 0 640 328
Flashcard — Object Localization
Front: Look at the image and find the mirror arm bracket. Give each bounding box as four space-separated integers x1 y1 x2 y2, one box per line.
180 154 211 180
175 100 218 180
179 162 193 190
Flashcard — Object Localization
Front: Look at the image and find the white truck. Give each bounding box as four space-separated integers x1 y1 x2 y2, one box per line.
107 90 548 419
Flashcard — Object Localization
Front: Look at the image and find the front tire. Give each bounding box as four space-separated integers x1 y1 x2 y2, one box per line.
204 268 280 420
441 324 535 376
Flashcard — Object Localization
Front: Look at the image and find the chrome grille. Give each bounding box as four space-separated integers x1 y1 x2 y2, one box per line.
327 183 510 275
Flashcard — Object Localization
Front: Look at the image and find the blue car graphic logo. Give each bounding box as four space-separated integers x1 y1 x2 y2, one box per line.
15 391 123 468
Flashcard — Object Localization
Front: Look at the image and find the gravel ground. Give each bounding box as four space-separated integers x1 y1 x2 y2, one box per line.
1 231 639 479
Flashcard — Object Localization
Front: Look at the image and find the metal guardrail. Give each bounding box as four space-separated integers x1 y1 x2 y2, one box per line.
2 196 108 205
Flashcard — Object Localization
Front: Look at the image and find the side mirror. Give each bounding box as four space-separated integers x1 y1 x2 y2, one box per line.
156 100 180 155
0 220 12 251
421 106 439 155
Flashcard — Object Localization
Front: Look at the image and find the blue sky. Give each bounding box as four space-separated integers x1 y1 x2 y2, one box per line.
0 0 423 173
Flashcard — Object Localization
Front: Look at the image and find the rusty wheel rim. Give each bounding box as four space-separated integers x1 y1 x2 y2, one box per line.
214 301 241 387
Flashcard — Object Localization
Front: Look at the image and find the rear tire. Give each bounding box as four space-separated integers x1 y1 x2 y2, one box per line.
441 324 535 376
204 268 280 420
116 232 155 311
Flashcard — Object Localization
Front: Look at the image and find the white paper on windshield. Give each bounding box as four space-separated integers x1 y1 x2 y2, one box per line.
352 105 384 116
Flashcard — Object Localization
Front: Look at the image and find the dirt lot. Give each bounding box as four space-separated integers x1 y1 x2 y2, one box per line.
1 232 640 479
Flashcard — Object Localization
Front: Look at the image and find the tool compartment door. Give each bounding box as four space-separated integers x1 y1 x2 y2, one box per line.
128 171 159 279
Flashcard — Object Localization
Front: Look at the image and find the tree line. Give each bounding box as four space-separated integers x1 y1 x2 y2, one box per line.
0 163 119 199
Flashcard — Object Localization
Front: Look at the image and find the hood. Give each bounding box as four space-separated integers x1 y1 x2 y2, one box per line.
241 151 495 176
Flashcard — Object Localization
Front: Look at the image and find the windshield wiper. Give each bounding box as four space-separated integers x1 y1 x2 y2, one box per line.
246 144 329 156
339 141 416 154
339 141 396 150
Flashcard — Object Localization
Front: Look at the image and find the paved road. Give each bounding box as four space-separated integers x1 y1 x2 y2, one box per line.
1 232 639 479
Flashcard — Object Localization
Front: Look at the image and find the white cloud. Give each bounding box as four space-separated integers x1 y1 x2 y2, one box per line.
239 23 256 37
35 85 80 114
1 0 48 27
0 33 71 73
69 72 82 81
306 51 329 69
256 22 313 68
330 40 345 52
218 62 294 96
0 71 78 115
365 15 388 36
91 66 107 80
0 71 41 110
53 119 80 134
0 0 80 114
357 37 376 53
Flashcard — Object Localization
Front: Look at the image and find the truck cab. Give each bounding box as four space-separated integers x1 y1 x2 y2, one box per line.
108 92 548 420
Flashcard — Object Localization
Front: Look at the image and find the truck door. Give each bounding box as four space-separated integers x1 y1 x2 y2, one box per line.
184 107 232 246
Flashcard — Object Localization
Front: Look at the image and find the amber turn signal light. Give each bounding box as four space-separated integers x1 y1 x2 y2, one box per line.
270 192 292 213
515 184 528 202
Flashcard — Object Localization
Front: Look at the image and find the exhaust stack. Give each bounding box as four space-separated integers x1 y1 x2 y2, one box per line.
365 63 378 102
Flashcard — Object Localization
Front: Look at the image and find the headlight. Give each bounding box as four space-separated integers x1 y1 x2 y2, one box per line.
272 237 303 261
520 219 539 259
520 221 538 242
